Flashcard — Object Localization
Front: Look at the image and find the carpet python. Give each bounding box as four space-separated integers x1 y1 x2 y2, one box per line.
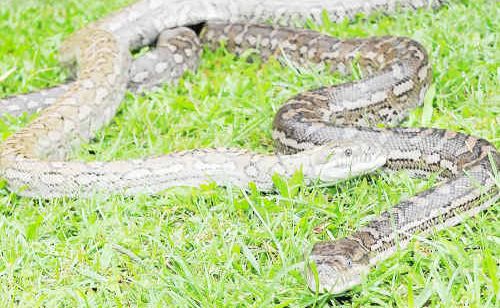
0 0 498 294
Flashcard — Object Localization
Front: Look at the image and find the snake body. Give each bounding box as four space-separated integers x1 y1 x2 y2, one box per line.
0 0 498 294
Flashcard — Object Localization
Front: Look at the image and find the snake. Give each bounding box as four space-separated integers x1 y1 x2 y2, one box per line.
0 0 498 294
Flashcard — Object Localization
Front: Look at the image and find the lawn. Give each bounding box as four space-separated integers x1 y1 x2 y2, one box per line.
0 0 498 306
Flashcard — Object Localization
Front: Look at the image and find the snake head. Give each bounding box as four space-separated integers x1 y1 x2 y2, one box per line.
304 141 387 183
306 238 371 294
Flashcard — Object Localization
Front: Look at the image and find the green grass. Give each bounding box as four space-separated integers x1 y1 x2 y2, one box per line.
0 0 498 306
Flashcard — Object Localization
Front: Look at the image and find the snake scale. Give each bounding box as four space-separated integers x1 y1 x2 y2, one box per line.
0 0 498 294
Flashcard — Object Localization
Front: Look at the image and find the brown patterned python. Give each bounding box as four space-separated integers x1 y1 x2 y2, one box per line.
0 0 498 294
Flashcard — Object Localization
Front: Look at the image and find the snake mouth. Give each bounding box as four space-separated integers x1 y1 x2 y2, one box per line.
317 156 387 183
305 255 364 294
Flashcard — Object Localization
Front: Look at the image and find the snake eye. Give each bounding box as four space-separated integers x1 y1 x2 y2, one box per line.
344 148 352 157
346 258 352 267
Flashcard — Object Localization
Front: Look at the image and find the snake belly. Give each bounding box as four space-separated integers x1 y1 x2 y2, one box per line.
0 0 498 294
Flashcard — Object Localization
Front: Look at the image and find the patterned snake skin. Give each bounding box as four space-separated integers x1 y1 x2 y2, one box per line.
0 0 498 294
